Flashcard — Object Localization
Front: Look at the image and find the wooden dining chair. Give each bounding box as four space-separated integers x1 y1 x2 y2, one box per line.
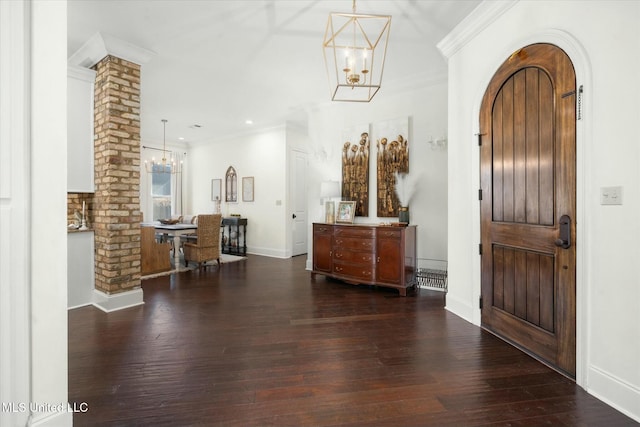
183 214 222 268
140 226 172 275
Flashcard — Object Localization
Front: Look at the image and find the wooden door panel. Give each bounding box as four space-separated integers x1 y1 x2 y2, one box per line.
313 226 333 273
513 250 526 318
490 223 557 253
493 68 554 226
487 308 557 363
376 238 401 284
491 245 555 333
481 43 576 377
539 255 555 332
492 88 505 222
537 70 555 226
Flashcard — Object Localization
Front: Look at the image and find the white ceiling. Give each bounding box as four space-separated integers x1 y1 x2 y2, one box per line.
67 0 481 146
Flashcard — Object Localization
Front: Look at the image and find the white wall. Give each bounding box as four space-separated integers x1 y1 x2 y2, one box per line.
305 78 450 265
443 0 640 421
188 126 289 257
185 78 452 266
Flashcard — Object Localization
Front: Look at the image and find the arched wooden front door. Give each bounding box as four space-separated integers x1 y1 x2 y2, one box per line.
479 43 577 377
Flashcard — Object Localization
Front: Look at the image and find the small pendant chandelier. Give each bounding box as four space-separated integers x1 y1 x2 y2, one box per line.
144 119 182 174
323 0 391 102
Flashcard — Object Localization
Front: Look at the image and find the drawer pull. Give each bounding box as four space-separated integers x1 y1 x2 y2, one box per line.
335 266 343 272
335 252 342 258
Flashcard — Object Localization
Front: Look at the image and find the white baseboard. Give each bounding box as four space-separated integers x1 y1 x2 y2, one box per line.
67 302 93 311
587 364 640 423
27 410 72 427
92 288 144 313
444 292 475 325
245 246 288 258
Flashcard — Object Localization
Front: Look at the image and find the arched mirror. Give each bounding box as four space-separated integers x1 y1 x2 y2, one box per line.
225 166 237 202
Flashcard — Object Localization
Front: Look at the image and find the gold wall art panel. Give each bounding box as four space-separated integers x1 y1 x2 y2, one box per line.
375 118 409 217
341 128 370 217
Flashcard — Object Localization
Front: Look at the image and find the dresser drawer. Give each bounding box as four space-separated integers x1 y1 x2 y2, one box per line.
377 228 402 240
333 261 374 281
314 224 333 235
333 237 374 252
333 249 375 264
334 226 375 238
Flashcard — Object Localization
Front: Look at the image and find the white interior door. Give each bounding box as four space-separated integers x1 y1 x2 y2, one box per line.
291 149 308 256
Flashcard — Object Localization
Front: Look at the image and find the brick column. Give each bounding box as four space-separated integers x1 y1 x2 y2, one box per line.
93 55 142 295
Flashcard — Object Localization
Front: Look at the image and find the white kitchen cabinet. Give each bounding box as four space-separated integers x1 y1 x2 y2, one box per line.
67 65 96 192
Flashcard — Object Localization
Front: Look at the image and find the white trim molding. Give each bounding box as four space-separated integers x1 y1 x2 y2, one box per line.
0 1 32 426
437 0 518 60
67 64 96 82
588 365 640 423
68 32 155 68
92 288 145 313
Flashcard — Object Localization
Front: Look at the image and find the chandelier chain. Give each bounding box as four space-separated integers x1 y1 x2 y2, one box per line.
144 118 182 174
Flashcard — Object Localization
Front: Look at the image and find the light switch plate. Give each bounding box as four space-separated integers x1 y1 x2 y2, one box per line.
600 186 623 205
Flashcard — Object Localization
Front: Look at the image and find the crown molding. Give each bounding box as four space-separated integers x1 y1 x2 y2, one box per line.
67 64 96 82
187 123 288 148
437 0 518 60
68 32 155 68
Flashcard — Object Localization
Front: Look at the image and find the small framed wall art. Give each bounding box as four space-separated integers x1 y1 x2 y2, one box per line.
211 178 221 202
242 176 254 202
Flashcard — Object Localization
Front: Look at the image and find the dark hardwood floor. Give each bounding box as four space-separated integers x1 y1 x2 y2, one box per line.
68 255 637 426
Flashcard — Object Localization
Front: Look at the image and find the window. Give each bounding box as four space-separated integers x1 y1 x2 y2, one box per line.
151 164 171 220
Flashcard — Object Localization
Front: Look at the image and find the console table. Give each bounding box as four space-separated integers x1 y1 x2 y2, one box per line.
222 217 247 255
311 223 416 296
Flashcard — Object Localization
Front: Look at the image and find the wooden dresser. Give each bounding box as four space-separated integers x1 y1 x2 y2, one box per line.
311 223 416 296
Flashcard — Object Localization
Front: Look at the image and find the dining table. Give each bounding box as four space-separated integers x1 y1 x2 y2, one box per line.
141 221 197 265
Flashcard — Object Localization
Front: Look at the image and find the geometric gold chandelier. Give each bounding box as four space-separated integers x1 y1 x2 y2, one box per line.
323 0 391 102
144 119 182 174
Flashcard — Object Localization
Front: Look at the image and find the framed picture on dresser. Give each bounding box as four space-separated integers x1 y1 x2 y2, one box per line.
336 201 356 223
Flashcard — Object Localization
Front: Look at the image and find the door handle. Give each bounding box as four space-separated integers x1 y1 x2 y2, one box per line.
292 213 297 219
554 215 571 249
